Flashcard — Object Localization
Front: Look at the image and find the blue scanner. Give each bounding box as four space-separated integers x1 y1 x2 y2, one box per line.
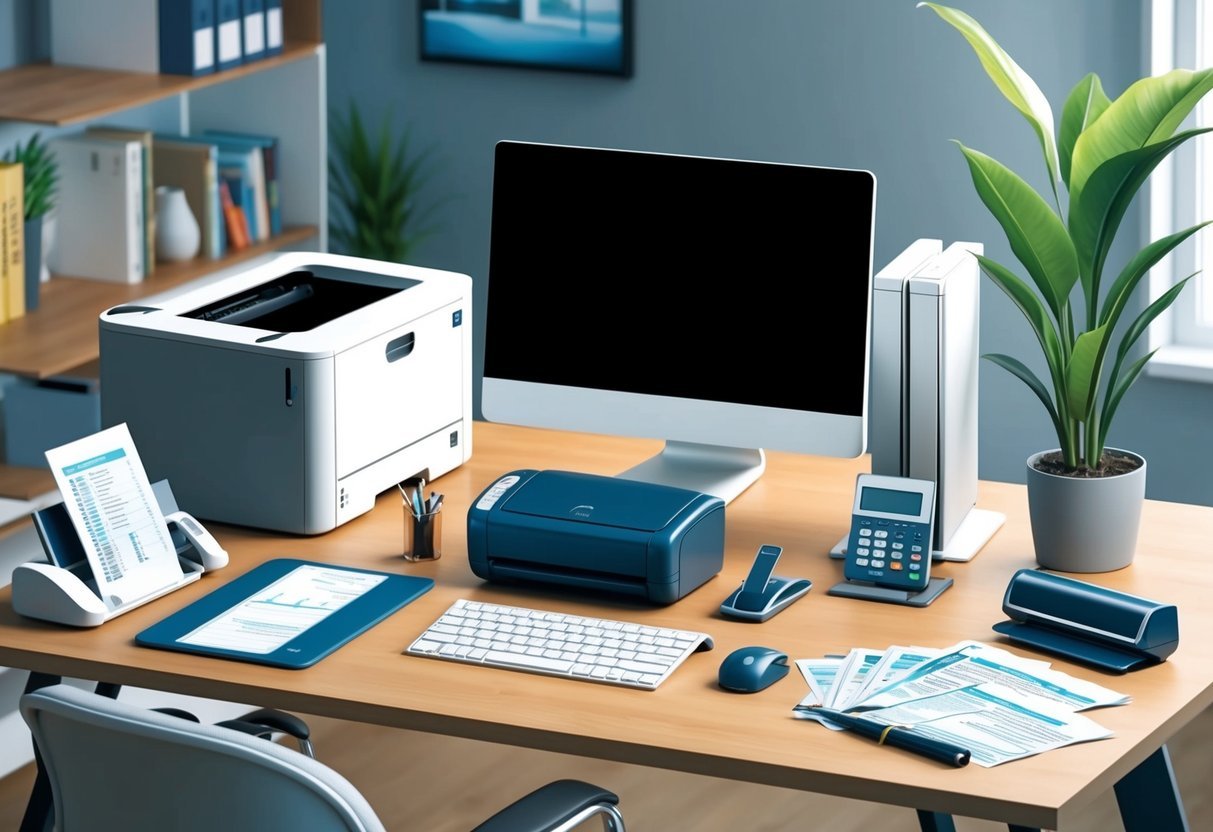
467 469 726 605
992 568 1179 673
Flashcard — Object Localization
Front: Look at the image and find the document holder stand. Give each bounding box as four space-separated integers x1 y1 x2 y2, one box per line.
827 576 953 608
12 480 226 628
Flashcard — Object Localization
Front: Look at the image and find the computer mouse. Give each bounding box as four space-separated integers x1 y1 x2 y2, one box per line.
718 646 790 693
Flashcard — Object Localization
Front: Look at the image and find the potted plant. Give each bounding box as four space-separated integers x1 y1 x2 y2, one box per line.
922 3 1213 572
3 132 58 311
328 100 442 262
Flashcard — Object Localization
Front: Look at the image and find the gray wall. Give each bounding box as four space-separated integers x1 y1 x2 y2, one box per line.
4 1 1209 506
328 0 1213 506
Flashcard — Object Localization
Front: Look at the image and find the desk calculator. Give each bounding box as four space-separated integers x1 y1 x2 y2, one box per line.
843 474 936 592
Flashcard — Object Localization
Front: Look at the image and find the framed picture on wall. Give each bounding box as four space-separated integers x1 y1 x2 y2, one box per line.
419 0 633 78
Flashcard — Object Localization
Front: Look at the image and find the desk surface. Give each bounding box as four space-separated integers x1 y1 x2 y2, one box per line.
1 422 1211 829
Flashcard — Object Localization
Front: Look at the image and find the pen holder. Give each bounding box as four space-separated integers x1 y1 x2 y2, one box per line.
404 506 443 562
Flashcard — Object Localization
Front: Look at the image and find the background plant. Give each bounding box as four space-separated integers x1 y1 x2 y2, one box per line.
328 100 440 262
923 3 1213 473
3 132 58 219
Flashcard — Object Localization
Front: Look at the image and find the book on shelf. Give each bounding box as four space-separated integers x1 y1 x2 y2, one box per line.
240 0 267 63
265 0 284 56
216 0 244 71
203 130 278 237
0 161 26 322
218 178 250 250
152 136 225 260
87 126 156 274
217 145 265 242
50 134 145 284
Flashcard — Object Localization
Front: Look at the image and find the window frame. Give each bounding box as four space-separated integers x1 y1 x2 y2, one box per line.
1146 0 1213 383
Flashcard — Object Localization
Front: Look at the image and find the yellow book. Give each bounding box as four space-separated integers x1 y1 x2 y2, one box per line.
0 161 26 321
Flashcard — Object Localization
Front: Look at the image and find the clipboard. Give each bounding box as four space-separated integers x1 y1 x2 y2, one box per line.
136 558 433 669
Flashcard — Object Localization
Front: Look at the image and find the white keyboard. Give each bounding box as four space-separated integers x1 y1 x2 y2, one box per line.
406 599 715 690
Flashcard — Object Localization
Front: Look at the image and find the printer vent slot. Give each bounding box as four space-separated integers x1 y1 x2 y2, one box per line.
490 558 648 599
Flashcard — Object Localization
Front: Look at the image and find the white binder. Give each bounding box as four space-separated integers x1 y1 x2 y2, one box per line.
50 135 145 284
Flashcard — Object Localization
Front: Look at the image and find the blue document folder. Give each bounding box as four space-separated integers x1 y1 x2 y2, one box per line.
136 558 433 669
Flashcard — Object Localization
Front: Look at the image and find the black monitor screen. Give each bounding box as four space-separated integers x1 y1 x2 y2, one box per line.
484 142 876 416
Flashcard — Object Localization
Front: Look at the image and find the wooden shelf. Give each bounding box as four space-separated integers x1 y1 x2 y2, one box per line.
0 42 324 127
0 225 317 379
0 466 55 501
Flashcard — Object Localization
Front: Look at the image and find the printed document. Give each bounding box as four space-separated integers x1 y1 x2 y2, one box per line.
855 682 1114 767
178 564 387 654
855 641 1129 712
45 424 183 610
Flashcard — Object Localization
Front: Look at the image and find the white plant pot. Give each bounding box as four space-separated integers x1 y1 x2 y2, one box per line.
154 185 201 262
1025 448 1146 573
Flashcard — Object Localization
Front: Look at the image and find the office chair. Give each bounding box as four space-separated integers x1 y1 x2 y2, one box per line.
20 684 625 832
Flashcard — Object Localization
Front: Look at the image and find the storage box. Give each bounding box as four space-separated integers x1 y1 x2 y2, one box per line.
3 376 101 468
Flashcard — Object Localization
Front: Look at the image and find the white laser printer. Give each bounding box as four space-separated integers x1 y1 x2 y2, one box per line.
99 251 472 534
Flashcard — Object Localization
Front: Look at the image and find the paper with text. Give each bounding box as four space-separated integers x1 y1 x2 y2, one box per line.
178 564 387 654
45 424 183 610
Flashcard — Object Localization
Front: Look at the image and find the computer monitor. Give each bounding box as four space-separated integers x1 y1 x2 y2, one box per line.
482 140 877 502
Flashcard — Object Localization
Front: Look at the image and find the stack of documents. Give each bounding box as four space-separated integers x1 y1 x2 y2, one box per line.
793 641 1129 767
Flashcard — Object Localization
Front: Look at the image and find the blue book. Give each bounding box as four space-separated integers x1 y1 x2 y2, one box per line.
215 0 243 70
240 0 267 63
202 129 280 237
158 0 217 76
264 0 283 57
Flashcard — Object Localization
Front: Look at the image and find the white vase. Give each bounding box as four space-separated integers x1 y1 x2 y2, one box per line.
40 210 56 282
154 185 201 262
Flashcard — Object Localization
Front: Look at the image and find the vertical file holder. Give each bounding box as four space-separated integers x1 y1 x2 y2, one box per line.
12 480 227 628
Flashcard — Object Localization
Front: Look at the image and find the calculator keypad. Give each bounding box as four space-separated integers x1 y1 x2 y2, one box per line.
844 518 931 589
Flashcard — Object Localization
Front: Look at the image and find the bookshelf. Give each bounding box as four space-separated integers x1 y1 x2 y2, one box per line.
0 0 327 501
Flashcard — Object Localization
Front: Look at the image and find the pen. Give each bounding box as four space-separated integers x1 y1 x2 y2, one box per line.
800 705 971 767
413 478 426 518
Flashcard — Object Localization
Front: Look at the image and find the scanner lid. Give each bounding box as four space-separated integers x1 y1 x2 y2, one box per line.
501 470 701 531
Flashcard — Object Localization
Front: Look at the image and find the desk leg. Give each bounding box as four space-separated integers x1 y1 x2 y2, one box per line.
1114 745 1189 832
18 672 59 832
916 810 957 832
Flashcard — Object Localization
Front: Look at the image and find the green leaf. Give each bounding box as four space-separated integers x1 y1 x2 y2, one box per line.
983 353 1062 435
1099 350 1155 449
1070 128 1212 312
957 144 1077 321
1064 324 1109 419
1070 67 1213 198
1059 73 1110 188
920 3 1060 188
975 255 1066 390
1099 221 1212 332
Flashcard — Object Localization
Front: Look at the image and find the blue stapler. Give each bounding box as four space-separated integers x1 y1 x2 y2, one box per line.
720 545 812 622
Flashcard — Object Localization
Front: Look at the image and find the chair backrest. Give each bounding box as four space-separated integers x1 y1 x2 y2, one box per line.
21 684 386 832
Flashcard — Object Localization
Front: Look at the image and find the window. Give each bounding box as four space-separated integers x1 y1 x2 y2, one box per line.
1147 0 1213 381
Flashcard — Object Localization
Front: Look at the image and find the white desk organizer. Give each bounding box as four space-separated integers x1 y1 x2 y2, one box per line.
12 480 226 628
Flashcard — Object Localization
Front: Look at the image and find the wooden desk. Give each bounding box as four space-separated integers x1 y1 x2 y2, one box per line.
1 422 1210 830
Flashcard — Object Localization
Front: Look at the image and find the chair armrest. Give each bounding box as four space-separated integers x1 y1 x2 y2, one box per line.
471 779 622 832
222 708 315 757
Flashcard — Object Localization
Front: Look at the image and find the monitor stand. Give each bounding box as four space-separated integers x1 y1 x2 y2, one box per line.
615 441 765 504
